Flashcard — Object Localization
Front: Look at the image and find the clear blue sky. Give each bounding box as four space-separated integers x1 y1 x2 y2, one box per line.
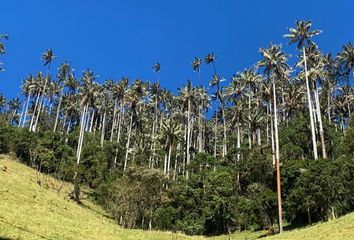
1 0 353 99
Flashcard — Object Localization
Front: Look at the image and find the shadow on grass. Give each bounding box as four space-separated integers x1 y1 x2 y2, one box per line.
76 189 115 221
0 217 46 239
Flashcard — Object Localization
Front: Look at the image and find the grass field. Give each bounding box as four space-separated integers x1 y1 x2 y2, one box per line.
1 154 353 240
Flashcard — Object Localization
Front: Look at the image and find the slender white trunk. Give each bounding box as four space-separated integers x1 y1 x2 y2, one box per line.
270 102 275 166
100 110 107 147
213 114 218 158
273 81 283 234
167 143 172 175
222 107 227 157
186 99 191 180
173 143 180 180
18 99 26 127
314 86 327 158
303 47 318 160
123 113 133 171
22 93 31 128
30 92 41 131
53 88 64 132
237 116 241 162
198 105 204 153
89 109 95 133
110 100 118 142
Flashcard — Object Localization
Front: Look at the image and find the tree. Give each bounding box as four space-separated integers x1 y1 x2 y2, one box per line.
284 20 321 160
258 44 290 233
73 69 98 201
53 62 72 132
0 34 9 71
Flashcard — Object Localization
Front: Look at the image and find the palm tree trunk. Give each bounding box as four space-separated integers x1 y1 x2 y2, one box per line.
327 88 331 123
198 105 204 153
73 103 88 202
186 99 191 180
100 110 107 147
89 109 95 133
149 100 158 167
266 103 270 145
53 87 64 132
221 106 227 157
113 105 124 168
213 114 218 159
303 47 318 160
110 100 118 142
314 85 327 158
248 90 252 150
30 92 41 131
22 93 31 128
18 98 26 127
270 102 275 166
123 113 133 171
273 81 283 234
173 143 180 180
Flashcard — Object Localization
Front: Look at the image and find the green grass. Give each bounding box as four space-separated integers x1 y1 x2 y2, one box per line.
1 154 354 240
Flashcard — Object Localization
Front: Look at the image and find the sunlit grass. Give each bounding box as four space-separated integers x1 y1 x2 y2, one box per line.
1 154 353 240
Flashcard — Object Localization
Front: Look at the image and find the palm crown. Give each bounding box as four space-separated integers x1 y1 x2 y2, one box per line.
284 20 321 49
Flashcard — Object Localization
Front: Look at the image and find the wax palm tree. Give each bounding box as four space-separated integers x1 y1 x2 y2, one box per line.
283 82 305 119
337 42 354 80
322 53 338 123
284 20 321 160
257 44 290 234
233 69 262 149
53 62 72 132
0 34 9 71
8 97 21 124
31 49 57 132
148 82 161 167
153 62 161 82
178 80 196 179
205 52 217 74
298 46 328 158
159 118 183 176
19 74 35 127
29 72 45 131
0 93 7 112
192 57 202 73
73 69 98 202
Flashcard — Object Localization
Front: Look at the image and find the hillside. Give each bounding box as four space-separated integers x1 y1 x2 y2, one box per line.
1 155 354 240
0 155 205 240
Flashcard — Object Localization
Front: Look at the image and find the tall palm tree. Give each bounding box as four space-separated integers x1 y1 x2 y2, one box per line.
297 46 327 158
32 49 57 132
192 57 202 73
205 52 217 74
73 69 97 201
159 118 183 176
8 97 21 124
337 42 354 80
0 34 9 71
19 74 35 127
284 20 321 160
153 62 161 82
53 62 72 132
234 69 262 149
257 44 290 234
29 72 45 131
0 94 7 112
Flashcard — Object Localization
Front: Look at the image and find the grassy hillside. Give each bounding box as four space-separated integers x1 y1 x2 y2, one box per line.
0 155 205 240
1 154 354 240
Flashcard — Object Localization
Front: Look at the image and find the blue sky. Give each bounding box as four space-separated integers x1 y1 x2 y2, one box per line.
0 0 353 99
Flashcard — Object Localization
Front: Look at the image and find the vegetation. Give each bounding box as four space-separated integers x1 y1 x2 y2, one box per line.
0 19 353 238
1 155 354 240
